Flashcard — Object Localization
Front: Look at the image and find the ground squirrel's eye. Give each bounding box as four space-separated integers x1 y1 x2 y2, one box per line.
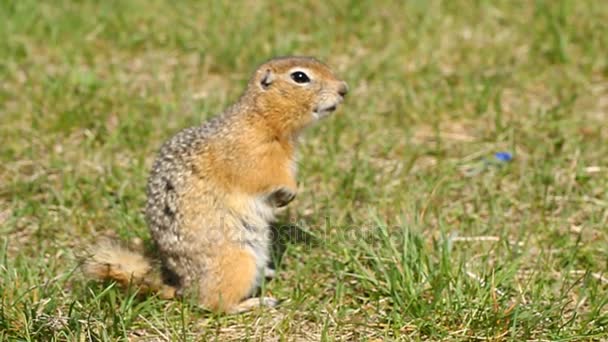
290 71 310 84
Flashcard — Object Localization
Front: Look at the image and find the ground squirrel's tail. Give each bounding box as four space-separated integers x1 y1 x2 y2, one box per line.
83 239 176 299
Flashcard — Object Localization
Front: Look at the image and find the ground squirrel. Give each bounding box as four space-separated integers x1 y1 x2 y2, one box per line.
84 56 348 313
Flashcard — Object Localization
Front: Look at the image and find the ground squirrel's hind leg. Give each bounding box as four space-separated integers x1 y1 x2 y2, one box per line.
200 245 274 313
230 297 280 314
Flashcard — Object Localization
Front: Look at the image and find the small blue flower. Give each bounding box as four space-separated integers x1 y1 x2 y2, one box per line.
494 152 513 162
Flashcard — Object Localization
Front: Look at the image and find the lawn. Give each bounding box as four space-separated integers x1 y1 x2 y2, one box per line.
1 0 607 340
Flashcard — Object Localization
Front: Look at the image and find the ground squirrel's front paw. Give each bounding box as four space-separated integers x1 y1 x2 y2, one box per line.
267 188 296 208
264 266 276 280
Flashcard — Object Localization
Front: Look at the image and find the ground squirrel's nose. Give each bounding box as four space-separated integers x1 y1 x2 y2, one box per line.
338 82 348 97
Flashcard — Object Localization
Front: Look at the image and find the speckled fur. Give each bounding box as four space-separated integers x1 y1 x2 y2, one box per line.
85 56 348 313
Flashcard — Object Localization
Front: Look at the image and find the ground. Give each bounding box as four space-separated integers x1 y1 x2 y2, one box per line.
1 0 607 341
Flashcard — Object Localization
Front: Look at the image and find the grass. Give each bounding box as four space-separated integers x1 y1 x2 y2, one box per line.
1 0 607 340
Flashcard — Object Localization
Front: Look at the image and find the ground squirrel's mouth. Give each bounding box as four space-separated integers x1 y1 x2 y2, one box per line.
324 105 337 112
313 104 339 119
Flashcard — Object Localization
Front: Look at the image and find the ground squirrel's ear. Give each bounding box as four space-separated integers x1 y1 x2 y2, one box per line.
260 69 273 90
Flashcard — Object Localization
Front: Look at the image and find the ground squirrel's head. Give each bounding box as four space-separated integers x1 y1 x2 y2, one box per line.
246 56 348 135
